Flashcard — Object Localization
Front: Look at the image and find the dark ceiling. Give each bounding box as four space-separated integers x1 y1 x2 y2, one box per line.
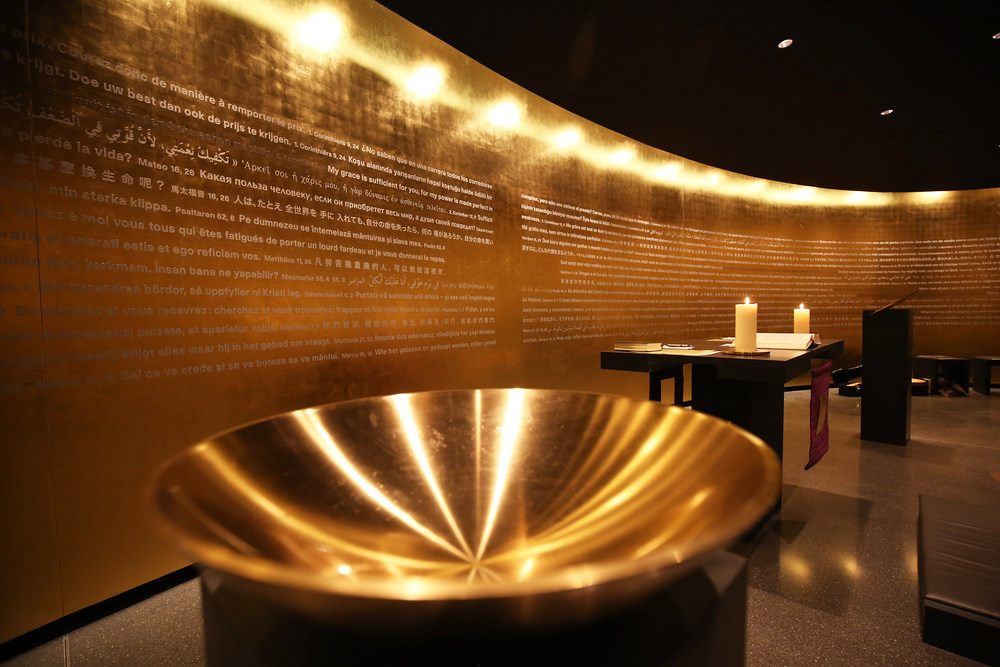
378 0 1000 192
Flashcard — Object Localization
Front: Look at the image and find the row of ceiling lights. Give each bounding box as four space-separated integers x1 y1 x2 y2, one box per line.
290 9 962 203
294 11 663 170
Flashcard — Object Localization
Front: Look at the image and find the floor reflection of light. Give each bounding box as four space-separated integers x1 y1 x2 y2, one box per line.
906 551 919 579
783 554 812 582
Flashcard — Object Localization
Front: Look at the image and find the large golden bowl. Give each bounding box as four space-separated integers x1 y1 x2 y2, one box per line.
148 388 779 634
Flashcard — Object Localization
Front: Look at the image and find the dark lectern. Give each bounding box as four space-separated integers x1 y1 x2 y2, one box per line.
860 308 912 445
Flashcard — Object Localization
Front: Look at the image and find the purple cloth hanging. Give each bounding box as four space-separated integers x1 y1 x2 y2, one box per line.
806 361 832 470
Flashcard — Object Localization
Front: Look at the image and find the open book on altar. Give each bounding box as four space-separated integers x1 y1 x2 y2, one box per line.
756 333 821 350
614 341 663 351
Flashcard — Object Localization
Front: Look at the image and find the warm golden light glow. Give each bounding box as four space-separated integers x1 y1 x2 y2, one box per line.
783 554 812 581
788 186 817 200
846 191 868 203
295 10 343 51
907 551 920 578
654 163 681 181
405 65 444 98
778 38 794 48
609 148 633 164
517 557 535 581
554 129 581 149
745 296 751 305
201 0 924 209
393 395 474 558
476 389 524 560
487 101 520 127
297 409 468 560
686 488 712 510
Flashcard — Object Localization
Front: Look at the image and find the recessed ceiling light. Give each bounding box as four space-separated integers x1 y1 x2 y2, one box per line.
778 38 793 48
880 109 894 116
993 32 1000 39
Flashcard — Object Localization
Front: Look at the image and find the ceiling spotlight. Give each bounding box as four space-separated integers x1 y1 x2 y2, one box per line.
993 32 1000 39
880 109 894 116
778 39 793 48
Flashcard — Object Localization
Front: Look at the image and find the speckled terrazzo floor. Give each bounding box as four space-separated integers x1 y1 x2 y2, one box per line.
743 390 1000 666
3 392 999 666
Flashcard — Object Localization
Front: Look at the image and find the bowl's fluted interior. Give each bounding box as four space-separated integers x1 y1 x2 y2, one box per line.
149 388 779 602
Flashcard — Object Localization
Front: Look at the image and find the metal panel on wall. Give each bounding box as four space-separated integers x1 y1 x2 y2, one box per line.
0 0 998 641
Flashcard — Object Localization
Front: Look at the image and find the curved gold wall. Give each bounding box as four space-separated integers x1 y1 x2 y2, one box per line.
1 0 998 641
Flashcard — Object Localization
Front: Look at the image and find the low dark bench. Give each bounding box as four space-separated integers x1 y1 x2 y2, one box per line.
971 356 1000 395
912 355 970 395
918 495 1000 664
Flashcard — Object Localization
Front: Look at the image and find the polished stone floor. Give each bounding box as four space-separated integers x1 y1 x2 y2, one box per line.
3 392 999 666
743 391 999 666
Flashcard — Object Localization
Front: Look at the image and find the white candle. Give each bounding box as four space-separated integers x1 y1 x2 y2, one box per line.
735 297 757 353
794 303 810 334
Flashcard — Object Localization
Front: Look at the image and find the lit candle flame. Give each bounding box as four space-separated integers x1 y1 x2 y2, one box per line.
744 296 750 305
800 303 805 309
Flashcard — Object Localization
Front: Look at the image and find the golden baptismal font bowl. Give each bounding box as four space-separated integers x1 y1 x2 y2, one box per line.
149 388 778 635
